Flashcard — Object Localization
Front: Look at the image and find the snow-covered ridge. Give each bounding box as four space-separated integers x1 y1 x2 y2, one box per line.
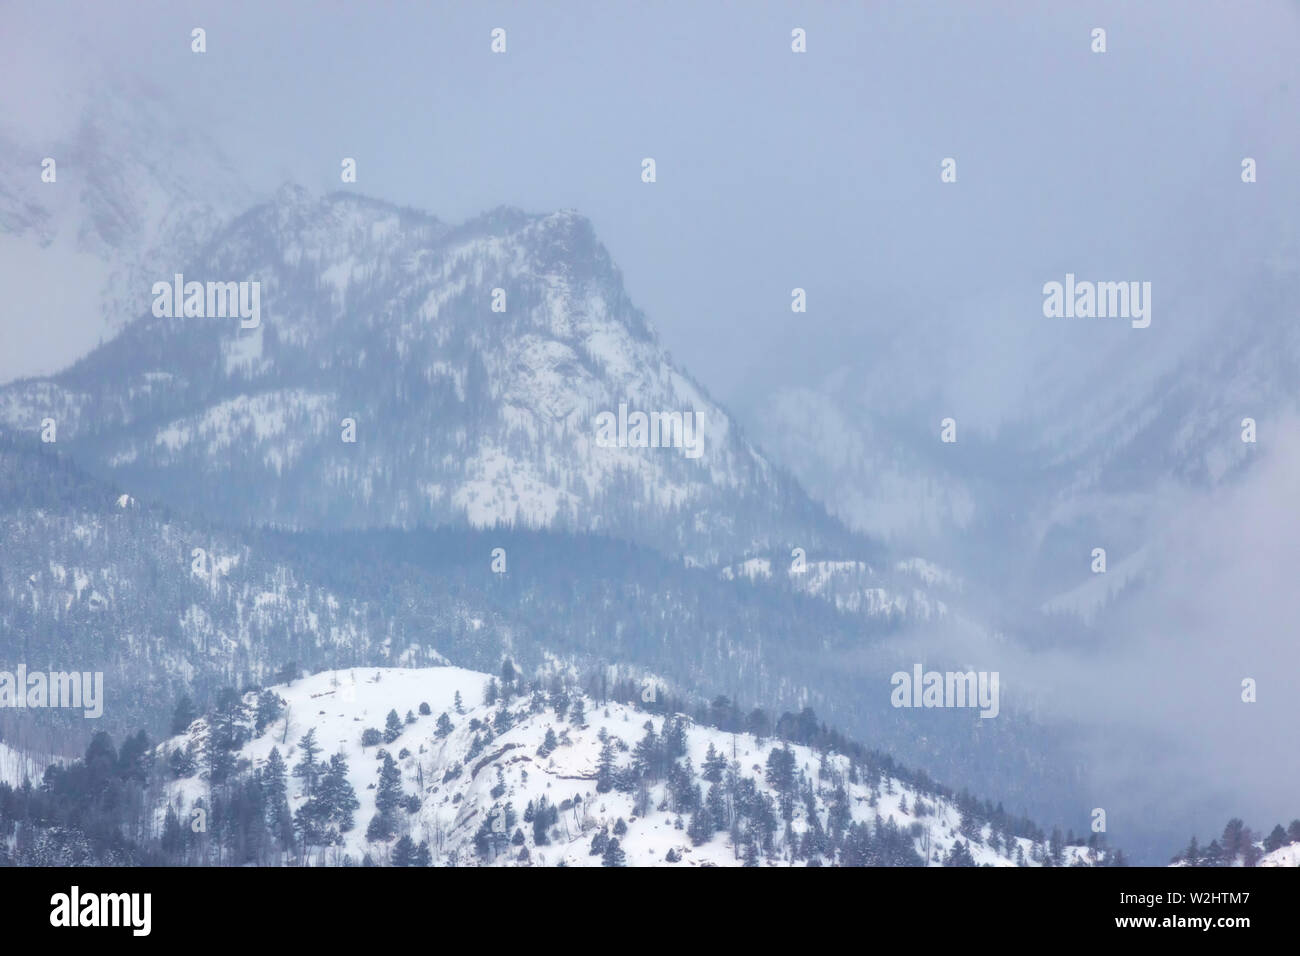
0 188 850 564
719 554 955 622
160 666 1102 867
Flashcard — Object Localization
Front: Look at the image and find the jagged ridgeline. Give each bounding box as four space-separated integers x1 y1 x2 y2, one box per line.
0 190 853 564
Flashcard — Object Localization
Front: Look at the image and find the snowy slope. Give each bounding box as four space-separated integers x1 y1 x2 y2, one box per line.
0 189 852 565
720 554 957 622
1259 843 1300 867
160 666 1103 867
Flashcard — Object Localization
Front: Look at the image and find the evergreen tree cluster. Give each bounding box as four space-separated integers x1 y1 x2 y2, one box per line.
1175 816 1300 867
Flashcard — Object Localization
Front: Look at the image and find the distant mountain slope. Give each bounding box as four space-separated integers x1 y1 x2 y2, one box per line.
748 270 1300 620
0 188 852 566
0 438 478 742
0 437 1014 817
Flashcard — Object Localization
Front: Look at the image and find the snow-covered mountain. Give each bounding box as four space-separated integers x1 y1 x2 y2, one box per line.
747 264 1300 622
0 181 1074 845
0 172 1118 859
158 665 1104 867
0 187 858 566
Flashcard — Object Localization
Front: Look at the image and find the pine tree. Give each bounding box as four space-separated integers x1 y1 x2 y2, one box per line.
171 695 197 735
317 753 360 834
210 687 250 752
537 727 558 756
384 709 403 744
706 783 728 832
161 805 185 858
532 796 556 845
764 745 797 822
632 727 659 780
454 690 464 715
661 716 687 760
207 688 250 784
828 785 851 846
602 837 626 867
1221 818 1246 861
687 808 712 845
1264 824 1288 853
703 743 726 783
392 834 416 866
255 690 283 735
375 752 403 815
365 752 403 844
1204 839 1224 866
595 738 616 793
262 747 294 849
550 688 570 721
169 741 199 779
944 840 976 867
293 728 321 795
366 812 394 843
118 730 152 782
